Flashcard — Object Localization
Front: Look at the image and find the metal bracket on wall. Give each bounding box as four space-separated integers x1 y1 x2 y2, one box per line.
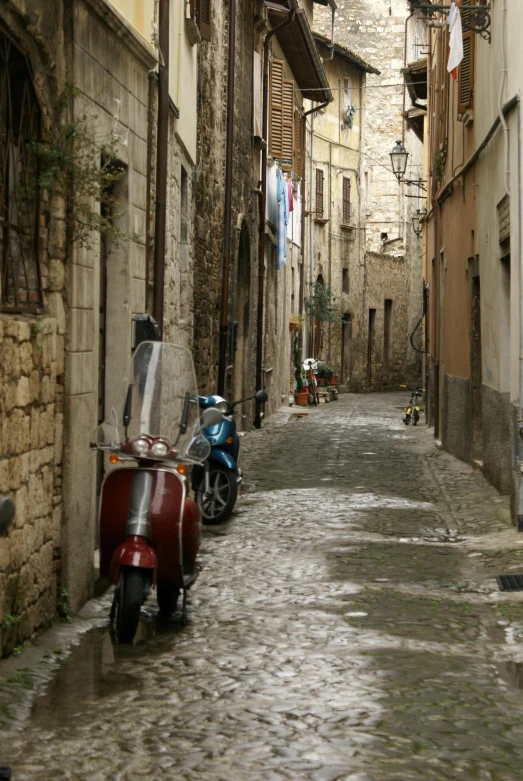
408 2 491 42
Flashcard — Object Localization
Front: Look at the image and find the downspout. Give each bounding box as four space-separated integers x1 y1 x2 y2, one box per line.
303 97 330 358
499 0 510 197
152 0 169 334
218 0 237 396
145 70 156 313
402 10 414 145
327 141 332 363
516 94 523 528
254 3 298 428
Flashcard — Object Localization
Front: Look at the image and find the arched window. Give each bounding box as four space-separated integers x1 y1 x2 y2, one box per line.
0 27 42 311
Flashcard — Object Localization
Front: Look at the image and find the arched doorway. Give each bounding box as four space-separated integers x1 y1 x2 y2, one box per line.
232 221 252 427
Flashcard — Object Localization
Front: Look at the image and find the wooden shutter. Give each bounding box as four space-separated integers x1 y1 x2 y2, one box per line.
281 80 294 171
269 59 284 158
458 31 475 114
438 27 448 149
316 169 324 218
197 0 212 42
430 63 437 159
294 110 303 179
342 177 351 224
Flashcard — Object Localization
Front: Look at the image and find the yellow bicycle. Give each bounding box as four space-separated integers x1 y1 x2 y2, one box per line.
400 385 424 426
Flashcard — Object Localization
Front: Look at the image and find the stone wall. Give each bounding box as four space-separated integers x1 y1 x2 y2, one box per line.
0 1 66 655
313 0 424 389
193 0 265 409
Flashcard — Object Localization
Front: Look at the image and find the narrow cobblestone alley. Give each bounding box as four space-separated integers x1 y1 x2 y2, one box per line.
4 393 523 781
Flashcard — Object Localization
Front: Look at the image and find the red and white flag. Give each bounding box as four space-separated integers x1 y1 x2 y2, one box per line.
447 1 463 80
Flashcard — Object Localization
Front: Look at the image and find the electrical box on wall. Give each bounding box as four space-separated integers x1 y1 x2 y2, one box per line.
132 314 161 351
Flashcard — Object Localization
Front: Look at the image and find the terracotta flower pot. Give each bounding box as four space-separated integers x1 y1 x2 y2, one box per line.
289 322 296 332
294 390 308 406
330 375 338 386
318 378 325 386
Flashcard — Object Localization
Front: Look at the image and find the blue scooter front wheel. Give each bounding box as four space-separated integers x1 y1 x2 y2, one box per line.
195 466 238 524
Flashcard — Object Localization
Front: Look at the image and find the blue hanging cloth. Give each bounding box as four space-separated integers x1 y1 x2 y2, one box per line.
276 168 288 270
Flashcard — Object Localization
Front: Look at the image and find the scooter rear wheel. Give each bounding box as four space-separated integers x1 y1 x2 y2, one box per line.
115 568 146 643
196 466 238 525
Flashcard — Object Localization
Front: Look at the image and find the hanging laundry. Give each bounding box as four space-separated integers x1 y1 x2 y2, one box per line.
276 168 288 270
447 1 463 81
288 179 294 213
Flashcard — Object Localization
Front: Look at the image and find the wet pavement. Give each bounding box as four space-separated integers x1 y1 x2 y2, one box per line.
3 392 523 780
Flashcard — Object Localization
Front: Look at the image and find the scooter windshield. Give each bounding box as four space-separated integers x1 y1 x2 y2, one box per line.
94 341 210 463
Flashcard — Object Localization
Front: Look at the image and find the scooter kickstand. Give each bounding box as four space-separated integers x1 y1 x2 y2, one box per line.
181 588 189 627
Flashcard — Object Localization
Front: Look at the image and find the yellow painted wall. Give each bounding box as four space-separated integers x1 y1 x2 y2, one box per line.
110 0 155 44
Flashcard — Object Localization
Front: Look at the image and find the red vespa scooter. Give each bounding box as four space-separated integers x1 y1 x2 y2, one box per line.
92 341 222 643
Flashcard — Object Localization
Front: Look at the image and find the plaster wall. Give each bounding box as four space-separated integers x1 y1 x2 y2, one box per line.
170 1 198 164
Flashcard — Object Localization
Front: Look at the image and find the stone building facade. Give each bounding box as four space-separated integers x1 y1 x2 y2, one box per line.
313 0 425 390
0 0 67 656
0 0 200 653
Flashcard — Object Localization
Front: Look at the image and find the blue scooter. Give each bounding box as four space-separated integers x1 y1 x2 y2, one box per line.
192 390 268 524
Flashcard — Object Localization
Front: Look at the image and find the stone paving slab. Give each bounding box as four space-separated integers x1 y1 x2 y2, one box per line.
2 393 523 780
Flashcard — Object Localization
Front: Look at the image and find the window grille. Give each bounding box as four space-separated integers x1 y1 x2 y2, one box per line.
0 27 42 312
315 169 324 219
342 177 351 224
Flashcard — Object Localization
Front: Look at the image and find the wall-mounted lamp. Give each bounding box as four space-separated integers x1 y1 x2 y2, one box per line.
390 140 427 191
412 210 423 238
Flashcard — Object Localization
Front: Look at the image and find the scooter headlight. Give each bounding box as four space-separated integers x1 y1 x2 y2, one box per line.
151 439 170 457
215 400 229 414
132 436 151 455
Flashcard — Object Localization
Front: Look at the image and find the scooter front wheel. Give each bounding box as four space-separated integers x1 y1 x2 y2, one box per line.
115 568 146 643
196 466 238 524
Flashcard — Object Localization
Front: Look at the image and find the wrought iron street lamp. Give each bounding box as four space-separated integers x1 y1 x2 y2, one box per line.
412 210 423 238
390 140 409 181
389 141 427 191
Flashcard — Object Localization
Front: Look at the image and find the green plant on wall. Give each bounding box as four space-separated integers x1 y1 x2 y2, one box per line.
304 282 342 323
31 84 128 248
432 150 445 184
293 333 304 391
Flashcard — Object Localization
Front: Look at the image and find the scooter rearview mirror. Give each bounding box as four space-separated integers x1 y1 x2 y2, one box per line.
254 390 268 404
0 497 15 536
201 407 223 428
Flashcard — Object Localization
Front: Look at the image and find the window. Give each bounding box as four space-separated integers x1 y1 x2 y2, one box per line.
438 26 448 149
384 299 393 376
269 59 294 171
342 176 351 224
315 169 324 219
0 27 42 312
458 31 475 114
342 268 349 294
190 0 211 42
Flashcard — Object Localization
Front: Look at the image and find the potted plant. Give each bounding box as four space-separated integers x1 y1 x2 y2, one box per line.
289 313 304 333
329 367 339 386
293 335 308 406
316 363 333 386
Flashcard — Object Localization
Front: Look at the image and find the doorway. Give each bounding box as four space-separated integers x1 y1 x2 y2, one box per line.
470 268 482 462
341 313 352 385
367 308 376 387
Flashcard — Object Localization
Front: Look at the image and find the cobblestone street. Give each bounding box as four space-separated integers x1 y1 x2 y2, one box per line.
4 393 523 780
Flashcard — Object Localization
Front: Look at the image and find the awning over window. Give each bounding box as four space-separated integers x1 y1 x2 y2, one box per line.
266 5 332 104
402 58 428 106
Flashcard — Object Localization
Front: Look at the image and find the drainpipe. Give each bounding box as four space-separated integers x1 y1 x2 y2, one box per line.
402 10 414 145
254 2 298 428
302 97 330 358
145 70 156 313
218 0 237 396
516 94 523 529
152 0 169 335
327 141 332 363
